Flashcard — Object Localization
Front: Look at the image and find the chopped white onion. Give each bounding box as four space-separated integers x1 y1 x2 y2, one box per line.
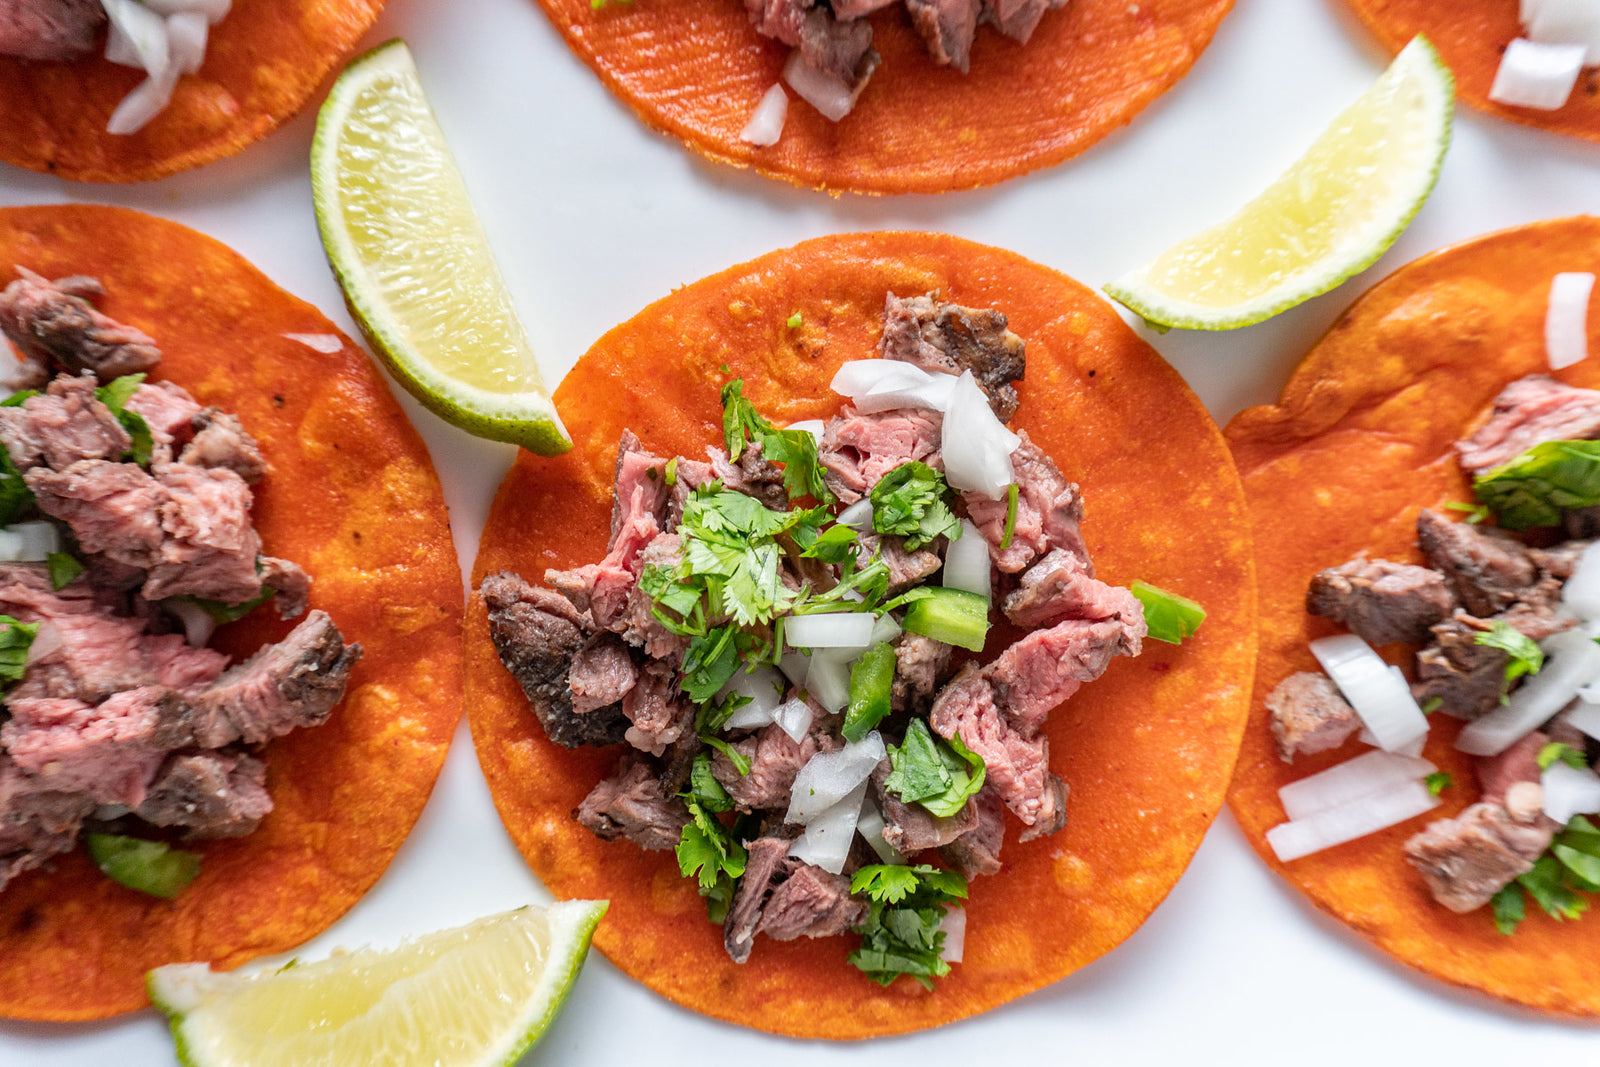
1458 626 1600 755
721 666 785 730
782 48 863 122
785 419 825 443
1490 38 1586 109
107 68 180 135
1563 541 1600 619
166 597 215 648
942 519 991 601
1278 750 1437 821
0 521 61 562
739 83 788 146
166 11 207 75
788 781 869 874
104 19 143 67
836 498 874 532
1527 0 1600 63
24 621 61 665
829 359 957 414
773 697 813 744
870 613 901 646
938 907 966 963
941 371 1020 500
779 649 812 689
1546 272 1595 370
282 332 343 354
140 0 230 21
786 612 875 649
1543 760 1600 824
855 797 905 864
785 731 886 824
101 0 170 79
1266 780 1440 862
804 649 851 713
1310 635 1429 753
1566 700 1600 739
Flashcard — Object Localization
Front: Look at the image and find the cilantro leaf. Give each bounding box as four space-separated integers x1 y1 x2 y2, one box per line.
796 523 857 564
884 720 986 818
1473 439 1600 530
0 389 37 407
847 865 967 989
46 551 83 591
0 444 34 527
676 803 747 891
1475 620 1543 688
851 863 968 905
681 626 744 704
787 312 802 328
684 753 733 813
1130 581 1206 644
0 614 39 685
719 379 832 502
1538 742 1588 771
1517 855 1588 921
95 374 154 466
1442 500 1490 524
869 462 960 551
1491 883 1525 935
184 589 275 624
701 735 752 777
1424 771 1453 797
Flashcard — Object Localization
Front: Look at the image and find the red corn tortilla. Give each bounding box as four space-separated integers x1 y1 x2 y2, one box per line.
0 204 463 1020
1226 214 1600 1016
0 0 385 182
533 0 1233 194
1340 0 1600 143
467 230 1256 1037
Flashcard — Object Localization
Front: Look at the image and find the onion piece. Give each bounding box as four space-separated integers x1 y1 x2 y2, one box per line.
782 48 865 123
786 612 875 649
1278 750 1437 821
141 0 230 21
1490 38 1586 110
101 0 170 79
107 68 180 135
785 419 825 443
855 797 905 865
739 83 788 146
1458 626 1600 755
785 731 886 824
829 360 956 414
166 11 207 75
1563 541 1600 619
718 666 785 730
1527 0 1600 63
0 521 61 562
779 649 812 689
788 781 869 873
1309 634 1429 753
1566 700 1600 739
941 371 1019 499
773 697 813 744
870 613 901 646
804 650 851 713
836 499 874 531
1546 272 1596 370
941 519 991 602
1543 760 1600 824
165 598 215 648
23 621 61 665
105 19 143 67
282 332 342 354
1266 780 1440 862
938 907 966 963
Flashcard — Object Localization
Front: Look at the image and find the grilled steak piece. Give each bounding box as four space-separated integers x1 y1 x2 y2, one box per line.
0 758 93 893
620 532 689 661
891 632 952 714
0 373 130 473
963 432 1088 574
929 666 1052 826
1266 672 1361 762
1456 375 1600 478
1003 546 1144 630
142 632 229 696
567 632 636 716
904 0 980 70
713 718 840 813
2 686 192 808
871 760 979 853
1412 617 1509 720
981 0 1065 42
1405 801 1554 913
1416 509 1540 618
796 7 879 107
744 0 808 45
0 0 106 61
857 531 943 595
724 834 797 963
26 460 165 567
710 439 787 510
620 659 693 757
258 556 310 619
136 751 274 839
143 463 263 604
939 785 1005 878
0 563 152 701
0 268 161 381
482 570 629 748
987 616 1143 735
879 293 1026 421
1305 556 1455 646
757 863 868 942
180 409 267 483
819 405 943 505
574 750 689 852
125 381 202 460
1017 772 1068 842
1475 731 1551 811
188 610 360 747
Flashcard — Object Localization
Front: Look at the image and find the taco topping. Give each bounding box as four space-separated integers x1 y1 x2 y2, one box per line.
0 267 360 897
484 292 1158 983
1490 1 1600 111
1266 372 1600 931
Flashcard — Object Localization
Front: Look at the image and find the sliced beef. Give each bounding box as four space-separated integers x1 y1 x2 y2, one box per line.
620 532 690 661
1404 801 1554 913
1532 539 1593 580
1493 579 1573 643
1304 556 1454 646
713 718 839 812
744 0 808 46
180 409 266 483
980 0 1064 42
1456 376 1600 478
0 759 92 893
1265 672 1361 762
723 834 796 963
891 632 951 714
756 862 867 941
481 570 630 748
871 759 979 853
710 440 787 510
818 405 942 504
0 566 153 702
188 610 360 747
142 463 262 604
1416 509 1540 617
963 432 1087 573
1003 547 1144 629
1475 730 1551 813
0 0 105 61
620 659 693 757
141 632 229 696
857 530 942 595
135 751 274 839
986 616 1142 736
567 632 636 715
0 269 161 382
607 430 669 544
1017 772 1068 842
879 293 1026 421
574 749 689 852
939 785 1004 878
0 372 129 473
928 666 1052 826
26 460 164 568
1412 616 1510 720
1 686 191 807
796 7 879 107
904 0 980 71
124 380 201 460
258 556 310 619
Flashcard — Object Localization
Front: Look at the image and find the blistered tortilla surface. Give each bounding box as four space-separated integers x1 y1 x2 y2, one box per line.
467 231 1255 1037
1342 0 1600 143
0 205 462 1020
0 0 384 182
1226 215 1600 1016
531 0 1232 194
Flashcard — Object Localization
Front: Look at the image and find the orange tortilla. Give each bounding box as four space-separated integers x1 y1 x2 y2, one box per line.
0 205 462 1020
534 0 1232 194
467 231 1256 1037
1226 215 1600 1016
1341 0 1600 143
0 0 384 182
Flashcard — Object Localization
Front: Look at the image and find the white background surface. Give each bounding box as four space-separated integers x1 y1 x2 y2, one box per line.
2 0 1599 1062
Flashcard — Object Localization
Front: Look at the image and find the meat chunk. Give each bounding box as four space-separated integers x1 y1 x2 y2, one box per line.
1416 509 1540 618
1404 802 1554 913
143 463 263 604
188 610 360 747
1475 730 1550 811
1265 671 1361 762
1017 772 1068 842
620 532 690 661
135 751 274 839
710 440 787 510
981 0 1065 42
258 556 311 619
142 632 229 696
0 269 161 381
871 760 979 853
180 409 267 483
891 632 951 714
620 659 693 757
723 834 797 963
857 531 942 595
26 460 164 568
964 432 1088 574
1411 617 1509 721
1305 556 1454 646
0 759 92 893
879 293 1026 421
743 0 808 45
904 0 980 71
939 785 1005 878
481 570 629 748
713 719 839 812
1003 546 1144 629
0 566 153 702
0 0 105 60
567 632 636 715
795 7 880 116
0 373 130 473
1 687 191 807
1456 375 1600 477
574 750 689 852
986 616 1143 736
819 406 943 504
929 666 1052 826
124 380 202 459
756 863 868 942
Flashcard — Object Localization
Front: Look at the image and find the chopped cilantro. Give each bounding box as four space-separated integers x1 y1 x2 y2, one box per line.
46 551 83 591
720 379 832 502
0 614 38 685
868 462 960 551
184 589 275 624
0 389 37 407
787 312 802 328
0 445 33 527
1517 854 1588 921
95 374 154 466
664 456 678 486
884 720 986 818
796 523 857 564
1130 581 1206 644
701 735 752 777
676 803 747 892
1537 742 1588 771
1491 882 1526 935
681 626 745 704
847 865 967 989
852 864 968 905
842 641 895 743
1442 500 1490 524
1491 815 1600 934
1000 483 1019 550
684 752 733 813
1473 439 1600 530
1424 771 1452 797
1475 620 1543 690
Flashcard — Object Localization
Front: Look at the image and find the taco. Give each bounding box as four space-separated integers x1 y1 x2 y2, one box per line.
532 0 1232 194
0 204 462 1021
1339 0 1600 143
1227 215 1600 1015
0 0 385 182
465 231 1255 1037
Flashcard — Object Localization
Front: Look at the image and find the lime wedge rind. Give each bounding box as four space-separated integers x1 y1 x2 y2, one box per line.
311 40 572 456
1105 35 1454 331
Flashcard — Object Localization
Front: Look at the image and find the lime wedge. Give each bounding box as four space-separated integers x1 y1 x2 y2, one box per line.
1105 35 1453 330
311 40 571 455
148 901 606 1067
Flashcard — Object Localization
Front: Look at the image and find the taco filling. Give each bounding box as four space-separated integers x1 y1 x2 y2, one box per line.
482 293 1164 984
1266 372 1600 932
0 267 359 896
